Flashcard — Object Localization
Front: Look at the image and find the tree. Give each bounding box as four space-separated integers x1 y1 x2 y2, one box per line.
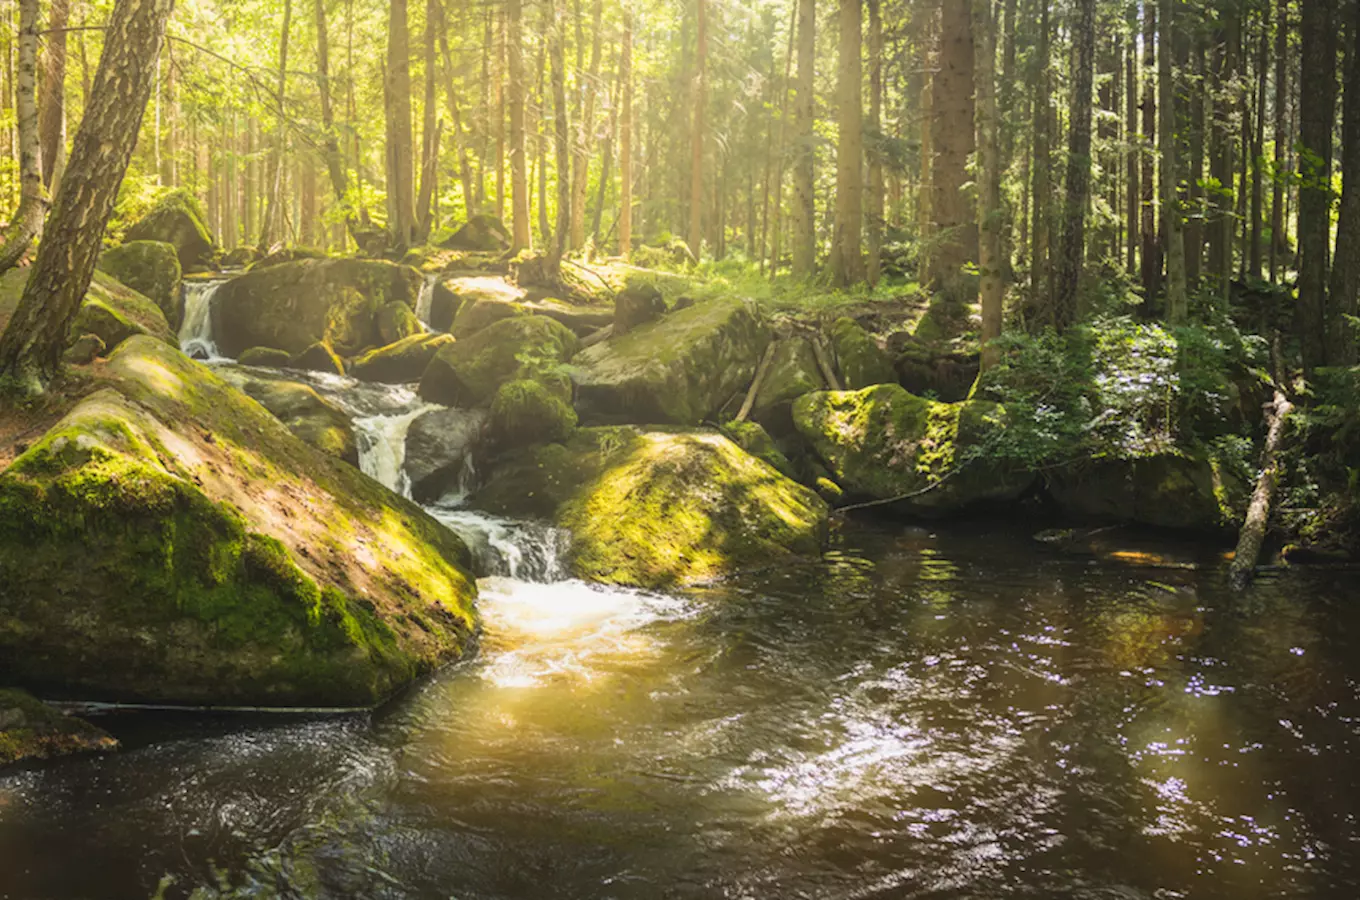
1269 0 1288 281
1161 0 1187 322
791 0 815 275
1050 0 1094 331
828 0 862 286
1327 0 1360 365
258 0 292 249
865 0 884 287
38 0 69 191
619 7 634 258
1297 0 1337 372
507 0 531 252
0 0 176 392
688 0 708 259
1030 0 1051 297
570 0 603 251
0 0 44 276
414 0 441 242
384 0 417 249
927 0 976 288
314 0 349 221
974 0 1002 367
548 0 570 275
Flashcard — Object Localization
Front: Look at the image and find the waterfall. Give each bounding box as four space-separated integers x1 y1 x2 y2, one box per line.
179 280 229 361
427 506 570 583
414 275 438 329
353 402 435 499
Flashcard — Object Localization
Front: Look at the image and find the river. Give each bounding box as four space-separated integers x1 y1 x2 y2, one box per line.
0 289 1357 899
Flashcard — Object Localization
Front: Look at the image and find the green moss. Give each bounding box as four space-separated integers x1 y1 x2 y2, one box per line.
0 689 117 767
351 333 454 384
488 379 578 447
419 314 580 406
720 419 794 477
238 347 294 367
98 240 183 327
291 341 346 375
124 188 217 270
377 301 422 344
830 317 896 389
0 268 174 357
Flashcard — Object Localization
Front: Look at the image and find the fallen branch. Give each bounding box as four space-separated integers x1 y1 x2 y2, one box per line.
1229 338 1294 591
811 335 842 391
581 324 613 348
735 341 778 422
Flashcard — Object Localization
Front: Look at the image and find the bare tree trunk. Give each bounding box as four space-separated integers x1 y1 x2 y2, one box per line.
567 0 602 250
548 0 570 276
829 0 862 286
791 0 815 275
975 0 1002 368
0 0 44 277
0 0 175 392
927 0 976 288
1269 0 1288 282
1029 0 1050 298
618 8 634 258
315 0 351 227
1327 0 1360 365
1140 0 1160 301
1161 0 1187 322
37 0 68 191
1125 8 1139 275
384 0 417 249
1297 0 1337 373
687 0 707 259
1051 0 1094 330
1249 22 1267 278
1230 338 1293 591
258 0 292 249
414 0 439 243
865 0 884 287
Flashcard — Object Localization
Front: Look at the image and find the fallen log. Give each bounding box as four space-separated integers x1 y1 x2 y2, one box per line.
810 335 843 391
735 340 778 422
1229 351 1294 591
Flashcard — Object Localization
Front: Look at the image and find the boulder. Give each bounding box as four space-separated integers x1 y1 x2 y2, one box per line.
471 427 827 588
124 188 218 271
793 384 1035 515
419 315 580 407
250 246 327 270
572 296 770 425
62 334 106 366
0 337 477 707
522 296 614 336
377 301 422 345
830 317 896 389
487 378 578 449
752 336 826 435
405 407 489 503
0 689 117 768
427 281 464 332
1046 453 1249 532
892 333 979 403
221 246 261 268
351 333 454 384
238 346 294 367
291 341 346 375
613 282 667 335
439 214 512 252
0 269 175 356
212 258 423 357
98 240 183 328
446 275 531 337
719 419 794 478
217 368 358 464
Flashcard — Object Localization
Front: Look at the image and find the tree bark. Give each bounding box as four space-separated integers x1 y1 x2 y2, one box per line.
1297 0 1337 373
619 7 634 258
1269 0 1288 281
975 0 1002 369
414 0 440 243
259 0 292 250
865 0 884 287
1051 0 1095 331
314 0 352 229
1029 0 1050 299
1125 8 1139 275
687 0 707 259
548 0 570 275
0 0 44 277
0 0 175 392
1229 339 1293 591
1161 0 1187 323
37 0 69 191
1140 0 1160 301
927 0 976 288
1327 0 1360 365
791 0 815 275
506 0 531 252
384 0 417 249
829 0 862 286
569 0 602 250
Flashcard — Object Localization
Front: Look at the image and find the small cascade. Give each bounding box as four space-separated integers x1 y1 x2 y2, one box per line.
179 280 230 361
414 275 438 329
353 402 434 498
427 506 571 583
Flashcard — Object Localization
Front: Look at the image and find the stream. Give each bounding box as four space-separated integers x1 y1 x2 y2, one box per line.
1 290 1358 899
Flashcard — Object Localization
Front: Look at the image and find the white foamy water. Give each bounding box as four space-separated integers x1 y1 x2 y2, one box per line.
414 274 438 328
353 402 436 498
179 280 231 361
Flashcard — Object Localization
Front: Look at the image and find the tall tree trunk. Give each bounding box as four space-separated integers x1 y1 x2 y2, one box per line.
1141 0 1160 301
829 0 862 286
927 0 976 288
434 0 474 222
1125 9 1139 276
1051 0 1094 330
687 0 707 259
1326 0 1360 365
505 0 530 252
791 0 815 275
384 0 417 249
1249 21 1267 278
414 0 439 242
619 7 634 258
0 0 175 391
1029 0 1050 298
568 0 602 250
259 0 292 249
0 0 44 276
548 0 570 275
865 0 884 287
1269 0 1289 281
1185 35 1205 285
1161 0 1187 322
1297 0 1337 372
37 0 68 191
315 0 351 224
974 0 1002 368
1207 11 1239 299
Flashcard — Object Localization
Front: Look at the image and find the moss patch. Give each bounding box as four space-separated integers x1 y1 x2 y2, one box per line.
419 314 579 406
124 188 218 271
0 689 117 767
351 333 454 384
830 317 896 389
488 378 578 448
98 240 183 328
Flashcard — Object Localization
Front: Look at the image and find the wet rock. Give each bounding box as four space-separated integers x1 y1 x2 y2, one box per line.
212 258 423 357
572 296 770 425
830 317 896 389
793 384 1035 515
439 214 512 252
613 282 667 335
405 407 489 503
124 189 218 272
487 377 578 449
238 346 294 367
290 341 346 375
419 315 580 407
472 427 827 588
0 337 477 707
350 333 454 384
218 368 358 464
98 240 183 328
377 301 422 345
1046 453 1249 532
0 689 117 768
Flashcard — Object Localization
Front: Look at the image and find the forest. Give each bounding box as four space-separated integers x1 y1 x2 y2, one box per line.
0 0 1359 895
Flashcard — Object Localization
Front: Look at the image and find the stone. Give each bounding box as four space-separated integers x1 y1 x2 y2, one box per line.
613 282 667 335
0 269 175 356
487 378 578 449
1046 453 1249 532
830 317 897 389
719 419 795 478
238 346 295 367
405 407 489 503
0 689 117 768
291 341 346 375
221 246 262 268
0 337 477 707
62 333 106 366
419 315 580 407
250 246 327 270
377 301 423 345
752 337 827 436
350 333 454 384
438 214 512 252
124 188 218 271
218 368 359 464
98 240 183 328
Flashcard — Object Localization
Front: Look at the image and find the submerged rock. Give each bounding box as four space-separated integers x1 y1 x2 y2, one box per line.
439 214 512 252
572 296 770 425
98 240 183 328
1047 453 1248 532
0 337 477 707
212 258 423 357
830 317 896 389
218 368 358 464
0 689 117 768
124 189 218 272
419 315 580 407
793 384 1035 515
405 407 488 503
471 427 827 588
351 333 454 384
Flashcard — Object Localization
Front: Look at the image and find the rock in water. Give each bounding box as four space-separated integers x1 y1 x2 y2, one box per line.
98 240 184 328
419 315 580 407
377 301 422 344
238 346 295 367
439 214 512 252
0 689 117 767
471 427 827 588
212 258 424 357
613 282 666 335
0 337 477 707
1047 454 1248 532
829 317 896 389
217 368 359 464
351 333 454 384
124 189 218 272
793 384 1035 515
405 407 489 503
572 296 770 425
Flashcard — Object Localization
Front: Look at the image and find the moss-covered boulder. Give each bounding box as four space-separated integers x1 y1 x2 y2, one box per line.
830 317 896 389
378 301 422 345
427 280 465 332
1046 453 1248 532
720 419 794 478
450 295 527 338
217 368 358 464
487 378 578 448
614 282 667 335
291 341 346 375
62 334 106 366
250 246 327 270
351 333 454 384
0 337 477 707
439 214 512 252
238 346 294 367
572 296 770 425
124 188 218 272
523 296 614 336
793 384 1035 515
471 428 827 588
419 315 580 407
0 689 117 768
0 269 175 356
98 240 183 328
212 259 423 357
222 246 261 268
752 337 827 435
406 408 488 503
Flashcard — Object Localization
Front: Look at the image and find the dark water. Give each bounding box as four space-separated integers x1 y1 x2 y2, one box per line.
2 520 1359 900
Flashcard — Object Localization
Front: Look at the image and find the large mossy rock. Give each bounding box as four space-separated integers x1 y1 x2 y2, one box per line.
98 240 183 328
406 408 488 503
487 378 578 448
0 268 175 356
378 301 422 344
0 689 117 768
0 337 477 707
830 317 896 389
1046 453 1248 532
571 296 770 425
250 246 327 270
419 315 580 407
351 333 454 384
613 282 667 335
124 189 218 272
793 384 1035 515
217 368 358 464
212 258 423 357
471 428 827 588
439 214 512 252
752 336 826 435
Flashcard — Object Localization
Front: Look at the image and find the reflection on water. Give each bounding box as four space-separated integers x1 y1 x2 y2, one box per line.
2 521 1359 899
